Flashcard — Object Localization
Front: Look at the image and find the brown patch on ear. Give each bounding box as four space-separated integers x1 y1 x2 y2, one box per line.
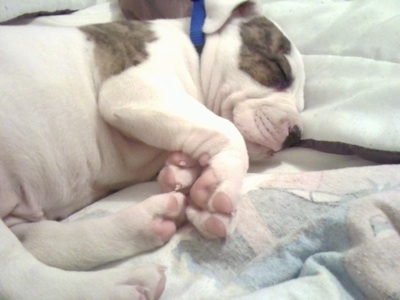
239 17 293 90
80 21 156 81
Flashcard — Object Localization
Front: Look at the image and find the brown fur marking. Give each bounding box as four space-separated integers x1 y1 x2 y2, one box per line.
239 17 293 90
80 21 157 80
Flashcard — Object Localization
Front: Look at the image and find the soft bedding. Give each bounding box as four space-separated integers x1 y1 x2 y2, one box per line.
68 164 400 299
1 0 399 299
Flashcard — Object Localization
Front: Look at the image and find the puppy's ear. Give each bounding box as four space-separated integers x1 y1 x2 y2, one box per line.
203 0 260 34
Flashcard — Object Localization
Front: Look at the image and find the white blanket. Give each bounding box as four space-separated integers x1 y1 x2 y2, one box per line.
265 0 400 163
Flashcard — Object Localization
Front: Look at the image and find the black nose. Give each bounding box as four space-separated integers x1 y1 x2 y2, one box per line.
283 126 302 149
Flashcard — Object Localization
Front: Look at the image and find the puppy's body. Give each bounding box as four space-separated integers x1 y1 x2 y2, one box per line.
0 1 305 299
0 24 170 225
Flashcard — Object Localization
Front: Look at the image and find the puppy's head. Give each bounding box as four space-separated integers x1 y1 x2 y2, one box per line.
201 0 305 160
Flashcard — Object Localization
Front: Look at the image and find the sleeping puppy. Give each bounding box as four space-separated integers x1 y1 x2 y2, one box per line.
0 0 304 299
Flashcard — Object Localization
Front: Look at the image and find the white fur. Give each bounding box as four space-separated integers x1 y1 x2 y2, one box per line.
0 1 304 298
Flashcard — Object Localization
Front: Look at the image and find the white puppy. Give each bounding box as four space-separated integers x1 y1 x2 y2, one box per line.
0 0 304 299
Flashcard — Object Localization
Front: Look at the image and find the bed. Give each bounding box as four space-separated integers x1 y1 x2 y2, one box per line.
1 0 399 299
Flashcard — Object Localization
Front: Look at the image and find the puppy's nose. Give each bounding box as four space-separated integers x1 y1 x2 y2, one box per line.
283 125 302 149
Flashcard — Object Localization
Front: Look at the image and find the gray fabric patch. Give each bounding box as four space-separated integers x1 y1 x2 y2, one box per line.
239 17 293 90
250 188 342 239
173 230 256 283
80 20 156 80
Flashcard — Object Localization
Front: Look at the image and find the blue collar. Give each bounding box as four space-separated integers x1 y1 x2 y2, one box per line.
190 0 206 55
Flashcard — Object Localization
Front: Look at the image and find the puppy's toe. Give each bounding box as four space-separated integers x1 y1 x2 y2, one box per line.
105 264 166 300
145 192 187 242
189 168 218 209
158 165 201 193
115 192 187 254
125 265 167 300
158 152 202 193
146 192 188 226
165 151 198 167
186 206 236 239
190 168 238 215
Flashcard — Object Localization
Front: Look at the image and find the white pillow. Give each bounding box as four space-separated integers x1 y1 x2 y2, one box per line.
0 0 112 22
264 0 400 163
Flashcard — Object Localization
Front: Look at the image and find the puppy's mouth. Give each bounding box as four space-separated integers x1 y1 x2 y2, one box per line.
231 103 303 160
244 125 302 160
245 141 275 160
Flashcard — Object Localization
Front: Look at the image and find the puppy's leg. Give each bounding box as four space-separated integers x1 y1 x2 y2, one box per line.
99 73 249 239
11 192 186 270
0 221 165 300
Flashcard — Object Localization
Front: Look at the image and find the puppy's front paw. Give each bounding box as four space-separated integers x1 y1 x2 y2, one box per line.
187 156 244 239
158 150 247 239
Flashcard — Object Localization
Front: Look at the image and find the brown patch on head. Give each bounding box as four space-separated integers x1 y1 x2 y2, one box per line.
239 17 293 90
80 21 157 80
